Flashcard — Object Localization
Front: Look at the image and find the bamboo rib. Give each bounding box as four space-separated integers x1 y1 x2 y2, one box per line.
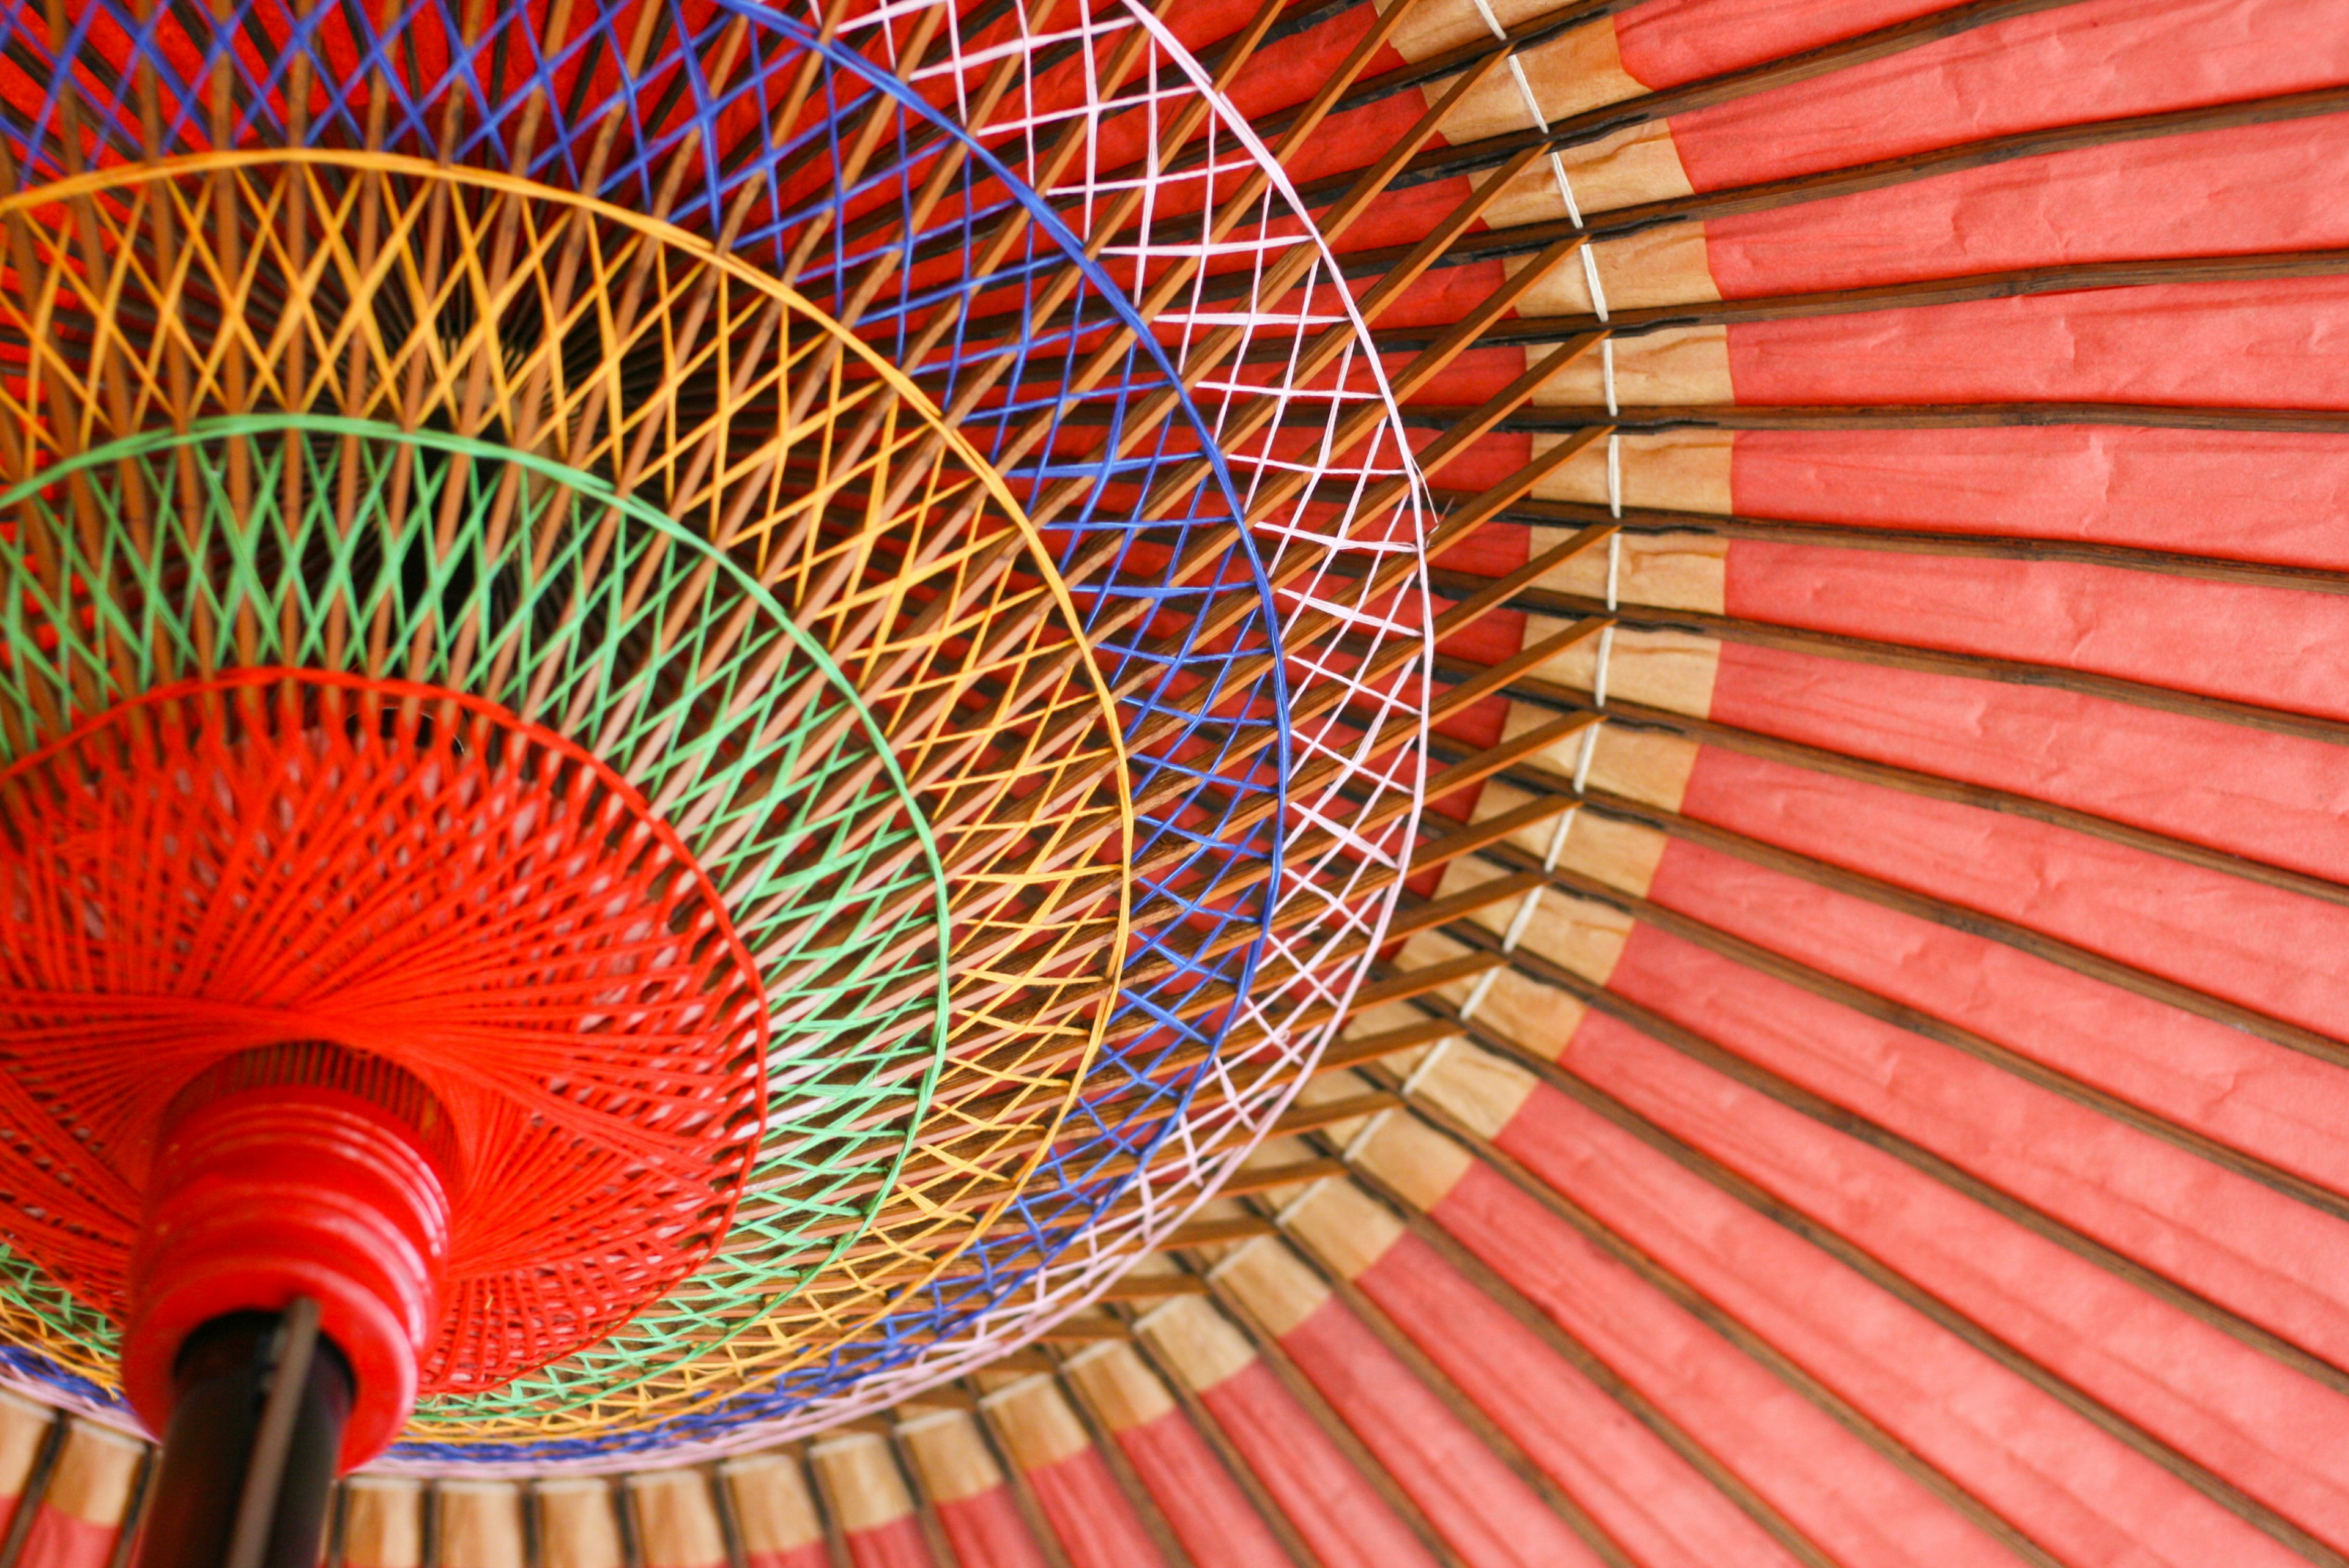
1185 1260 1475 1568
1132 86 2349 318
1383 248 2349 351
1557 778 2349 1073
1434 765 2349 1230
1113 1327 1324 1568
1020 1362 1205 1568
1497 404 2349 432
1406 922 2349 1399
1260 1193 1659 1568
1367 1003 2349 1565
1455 665 2349 913
1457 495 2349 600
1449 85 2349 248
1386 1090 2071 1568
1329 0 2108 198
1492 588 2349 753
1330 1153 1846 1568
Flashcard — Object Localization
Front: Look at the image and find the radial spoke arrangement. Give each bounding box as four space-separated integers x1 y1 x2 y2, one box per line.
0 4 2339 1564
0 0 1431 1471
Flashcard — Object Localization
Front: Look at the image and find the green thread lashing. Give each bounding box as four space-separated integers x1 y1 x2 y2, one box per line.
0 416 952 1422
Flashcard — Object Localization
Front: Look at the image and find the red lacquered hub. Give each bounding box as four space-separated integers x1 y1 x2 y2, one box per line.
125 1044 455 1470
0 673 768 1465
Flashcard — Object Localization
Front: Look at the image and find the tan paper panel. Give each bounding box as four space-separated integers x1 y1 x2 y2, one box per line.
1553 809 1671 898
1134 1295 1256 1394
0 1392 49 1503
1391 926 1475 985
1282 1179 1408 1281
1343 997 1435 1040
1293 1068 1379 1107
1063 1342 1178 1433
1244 1133 1319 1167
1527 431 1734 517
1479 966 1589 1060
1486 122 1695 225
1589 724 1702 812
1351 1111 1479 1213
536 1479 625 1568
437 1481 526 1568
1600 223 1721 311
1532 528 1728 613
1416 1041 1542 1139
1378 1041 1445 1084
1430 19 1644 141
1214 1240 1333 1339
1431 850 1528 907
1376 1035 1450 1081
629 1471 729 1568
1430 860 1543 945
343 1477 425 1568
982 1375 1093 1473
810 1432 915 1534
1494 704 1606 784
1510 225 1721 315
1241 1136 1332 1208
1497 699 1607 778
1285 1067 1392 1148
1382 932 1490 1082
1505 711 1580 785
1373 0 1571 61
721 1454 823 1555
1173 1196 1261 1269
41 1422 141 1526
1530 623 1722 717
1466 778 1563 846
1527 327 1732 407
897 1409 1004 1504
1521 886 1636 986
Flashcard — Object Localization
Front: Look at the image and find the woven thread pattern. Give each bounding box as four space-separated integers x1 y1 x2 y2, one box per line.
0 0 1432 1468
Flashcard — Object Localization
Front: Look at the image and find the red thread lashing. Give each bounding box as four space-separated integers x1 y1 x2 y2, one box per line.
0 672 767 1459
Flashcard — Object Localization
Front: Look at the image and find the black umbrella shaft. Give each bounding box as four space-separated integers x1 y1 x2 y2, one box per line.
132 1306 352 1568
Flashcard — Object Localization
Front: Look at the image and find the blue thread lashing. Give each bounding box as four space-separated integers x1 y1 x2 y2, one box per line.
0 0 1298 1462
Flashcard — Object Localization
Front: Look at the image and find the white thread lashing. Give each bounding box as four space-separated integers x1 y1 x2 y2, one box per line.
1606 432 1622 519
1130 1296 1190 1336
1455 967 1499 1024
1471 0 1589 231
1461 857 1551 1026
1601 336 1618 415
1058 1341 1120 1374
1274 1172 1342 1228
1508 53 1548 128
1572 718 1601 794
1500 885 1545 952
1605 530 1620 610
1542 804 1579 871
976 1373 1055 1409
894 1406 970 1435
1207 1233 1274 1281
1339 1104 1398 1165
1400 1034 1459 1097
1549 152 1586 227
1592 624 1616 708
1579 244 1608 320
